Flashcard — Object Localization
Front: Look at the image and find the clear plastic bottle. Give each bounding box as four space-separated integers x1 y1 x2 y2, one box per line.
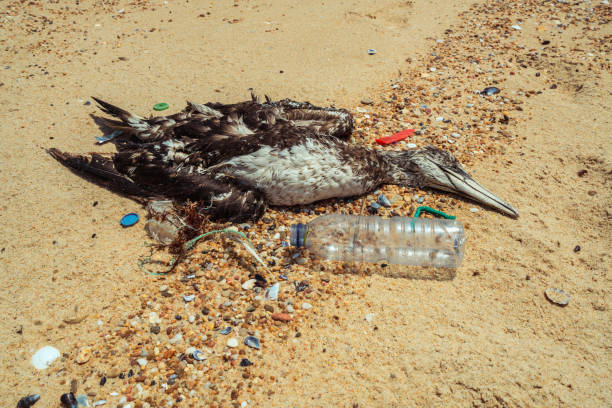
290 214 465 268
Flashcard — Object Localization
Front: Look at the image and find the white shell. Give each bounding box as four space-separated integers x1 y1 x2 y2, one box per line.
31 346 60 369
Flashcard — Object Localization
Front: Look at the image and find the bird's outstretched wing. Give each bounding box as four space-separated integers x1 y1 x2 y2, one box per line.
92 94 354 148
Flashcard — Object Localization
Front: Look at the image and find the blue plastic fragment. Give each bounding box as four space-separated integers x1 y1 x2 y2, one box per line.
95 130 122 144
367 49 377 55
370 202 381 210
120 213 139 227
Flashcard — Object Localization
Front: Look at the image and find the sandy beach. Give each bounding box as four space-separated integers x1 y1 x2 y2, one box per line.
0 0 610 407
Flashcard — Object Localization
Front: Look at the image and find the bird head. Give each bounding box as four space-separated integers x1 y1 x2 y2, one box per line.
384 145 519 218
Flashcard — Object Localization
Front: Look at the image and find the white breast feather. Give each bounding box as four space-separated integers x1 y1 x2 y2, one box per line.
219 140 368 205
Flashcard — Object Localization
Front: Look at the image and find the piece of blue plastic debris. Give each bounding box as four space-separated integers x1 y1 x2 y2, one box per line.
95 130 122 144
367 49 377 55
120 213 139 227
370 202 381 210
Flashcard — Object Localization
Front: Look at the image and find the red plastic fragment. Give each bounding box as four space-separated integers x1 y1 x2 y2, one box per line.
375 129 415 145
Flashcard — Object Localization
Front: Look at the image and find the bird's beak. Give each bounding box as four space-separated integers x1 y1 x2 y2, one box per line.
428 164 519 218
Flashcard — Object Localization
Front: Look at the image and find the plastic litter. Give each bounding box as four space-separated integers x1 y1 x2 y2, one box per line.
264 282 279 300
375 129 415 145
120 213 139 227
291 214 465 268
413 206 456 219
367 49 377 55
153 102 169 111
95 130 122 144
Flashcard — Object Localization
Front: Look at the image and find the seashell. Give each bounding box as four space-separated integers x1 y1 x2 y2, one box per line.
244 336 261 350
31 346 60 369
17 394 40 408
219 326 232 335
191 349 206 361
60 393 78 408
183 295 195 302
545 288 570 306
76 346 91 364
481 86 500 96
377 194 392 207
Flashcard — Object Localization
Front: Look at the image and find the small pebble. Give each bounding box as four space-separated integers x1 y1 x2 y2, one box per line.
417 196 425 204
364 313 375 322
573 245 581 253
301 302 313 310
226 338 239 348
271 313 292 322
361 98 374 105
220 326 233 335
469 208 479 213
183 295 195 302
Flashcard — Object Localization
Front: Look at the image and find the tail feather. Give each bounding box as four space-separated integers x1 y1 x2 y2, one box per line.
47 148 153 198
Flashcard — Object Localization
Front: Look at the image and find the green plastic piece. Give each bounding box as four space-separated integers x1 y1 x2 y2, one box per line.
153 102 169 111
413 206 456 219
